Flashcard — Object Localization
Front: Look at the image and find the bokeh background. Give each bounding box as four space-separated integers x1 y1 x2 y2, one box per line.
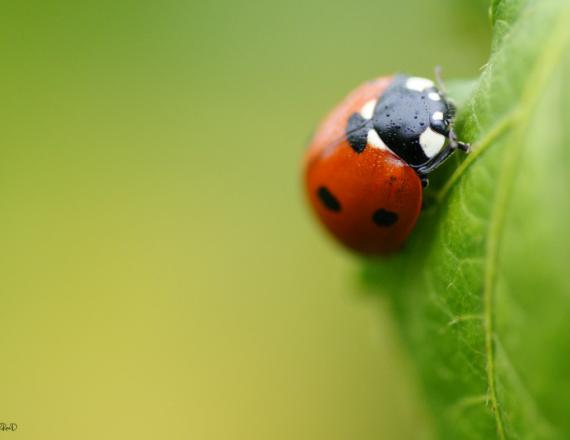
1 1 489 438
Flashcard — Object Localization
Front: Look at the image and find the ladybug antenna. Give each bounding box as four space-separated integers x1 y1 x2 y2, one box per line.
434 65 447 94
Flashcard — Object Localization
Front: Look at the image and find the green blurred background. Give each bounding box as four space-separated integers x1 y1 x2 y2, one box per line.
0 1 490 438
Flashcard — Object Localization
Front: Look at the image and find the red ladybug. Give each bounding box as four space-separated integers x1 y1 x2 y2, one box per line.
304 74 469 255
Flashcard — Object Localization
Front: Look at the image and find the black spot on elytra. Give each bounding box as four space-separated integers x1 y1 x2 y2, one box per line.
317 186 341 212
372 209 398 227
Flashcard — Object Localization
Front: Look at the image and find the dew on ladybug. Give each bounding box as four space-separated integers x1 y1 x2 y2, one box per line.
304 74 469 255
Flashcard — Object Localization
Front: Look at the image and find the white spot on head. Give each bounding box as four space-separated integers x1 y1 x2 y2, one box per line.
428 92 441 101
359 99 377 120
367 129 388 150
405 77 434 92
419 127 446 158
432 111 444 121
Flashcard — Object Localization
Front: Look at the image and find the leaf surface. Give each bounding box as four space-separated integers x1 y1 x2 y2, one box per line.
364 1 570 438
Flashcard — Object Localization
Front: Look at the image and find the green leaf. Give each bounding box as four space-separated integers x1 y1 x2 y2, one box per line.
363 0 570 438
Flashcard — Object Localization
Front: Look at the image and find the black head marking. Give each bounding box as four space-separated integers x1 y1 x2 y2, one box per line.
372 208 398 227
317 186 341 212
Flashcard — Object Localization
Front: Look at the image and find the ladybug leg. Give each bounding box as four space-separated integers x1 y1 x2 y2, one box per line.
416 145 454 176
420 175 429 188
416 130 470 177
456 141 471 152
449 129 471 153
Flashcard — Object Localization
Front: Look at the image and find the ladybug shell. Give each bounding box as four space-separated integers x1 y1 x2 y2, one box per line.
304 77 423 255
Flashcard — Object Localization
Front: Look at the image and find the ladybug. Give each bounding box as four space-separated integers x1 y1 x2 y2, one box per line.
304 74 469 255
